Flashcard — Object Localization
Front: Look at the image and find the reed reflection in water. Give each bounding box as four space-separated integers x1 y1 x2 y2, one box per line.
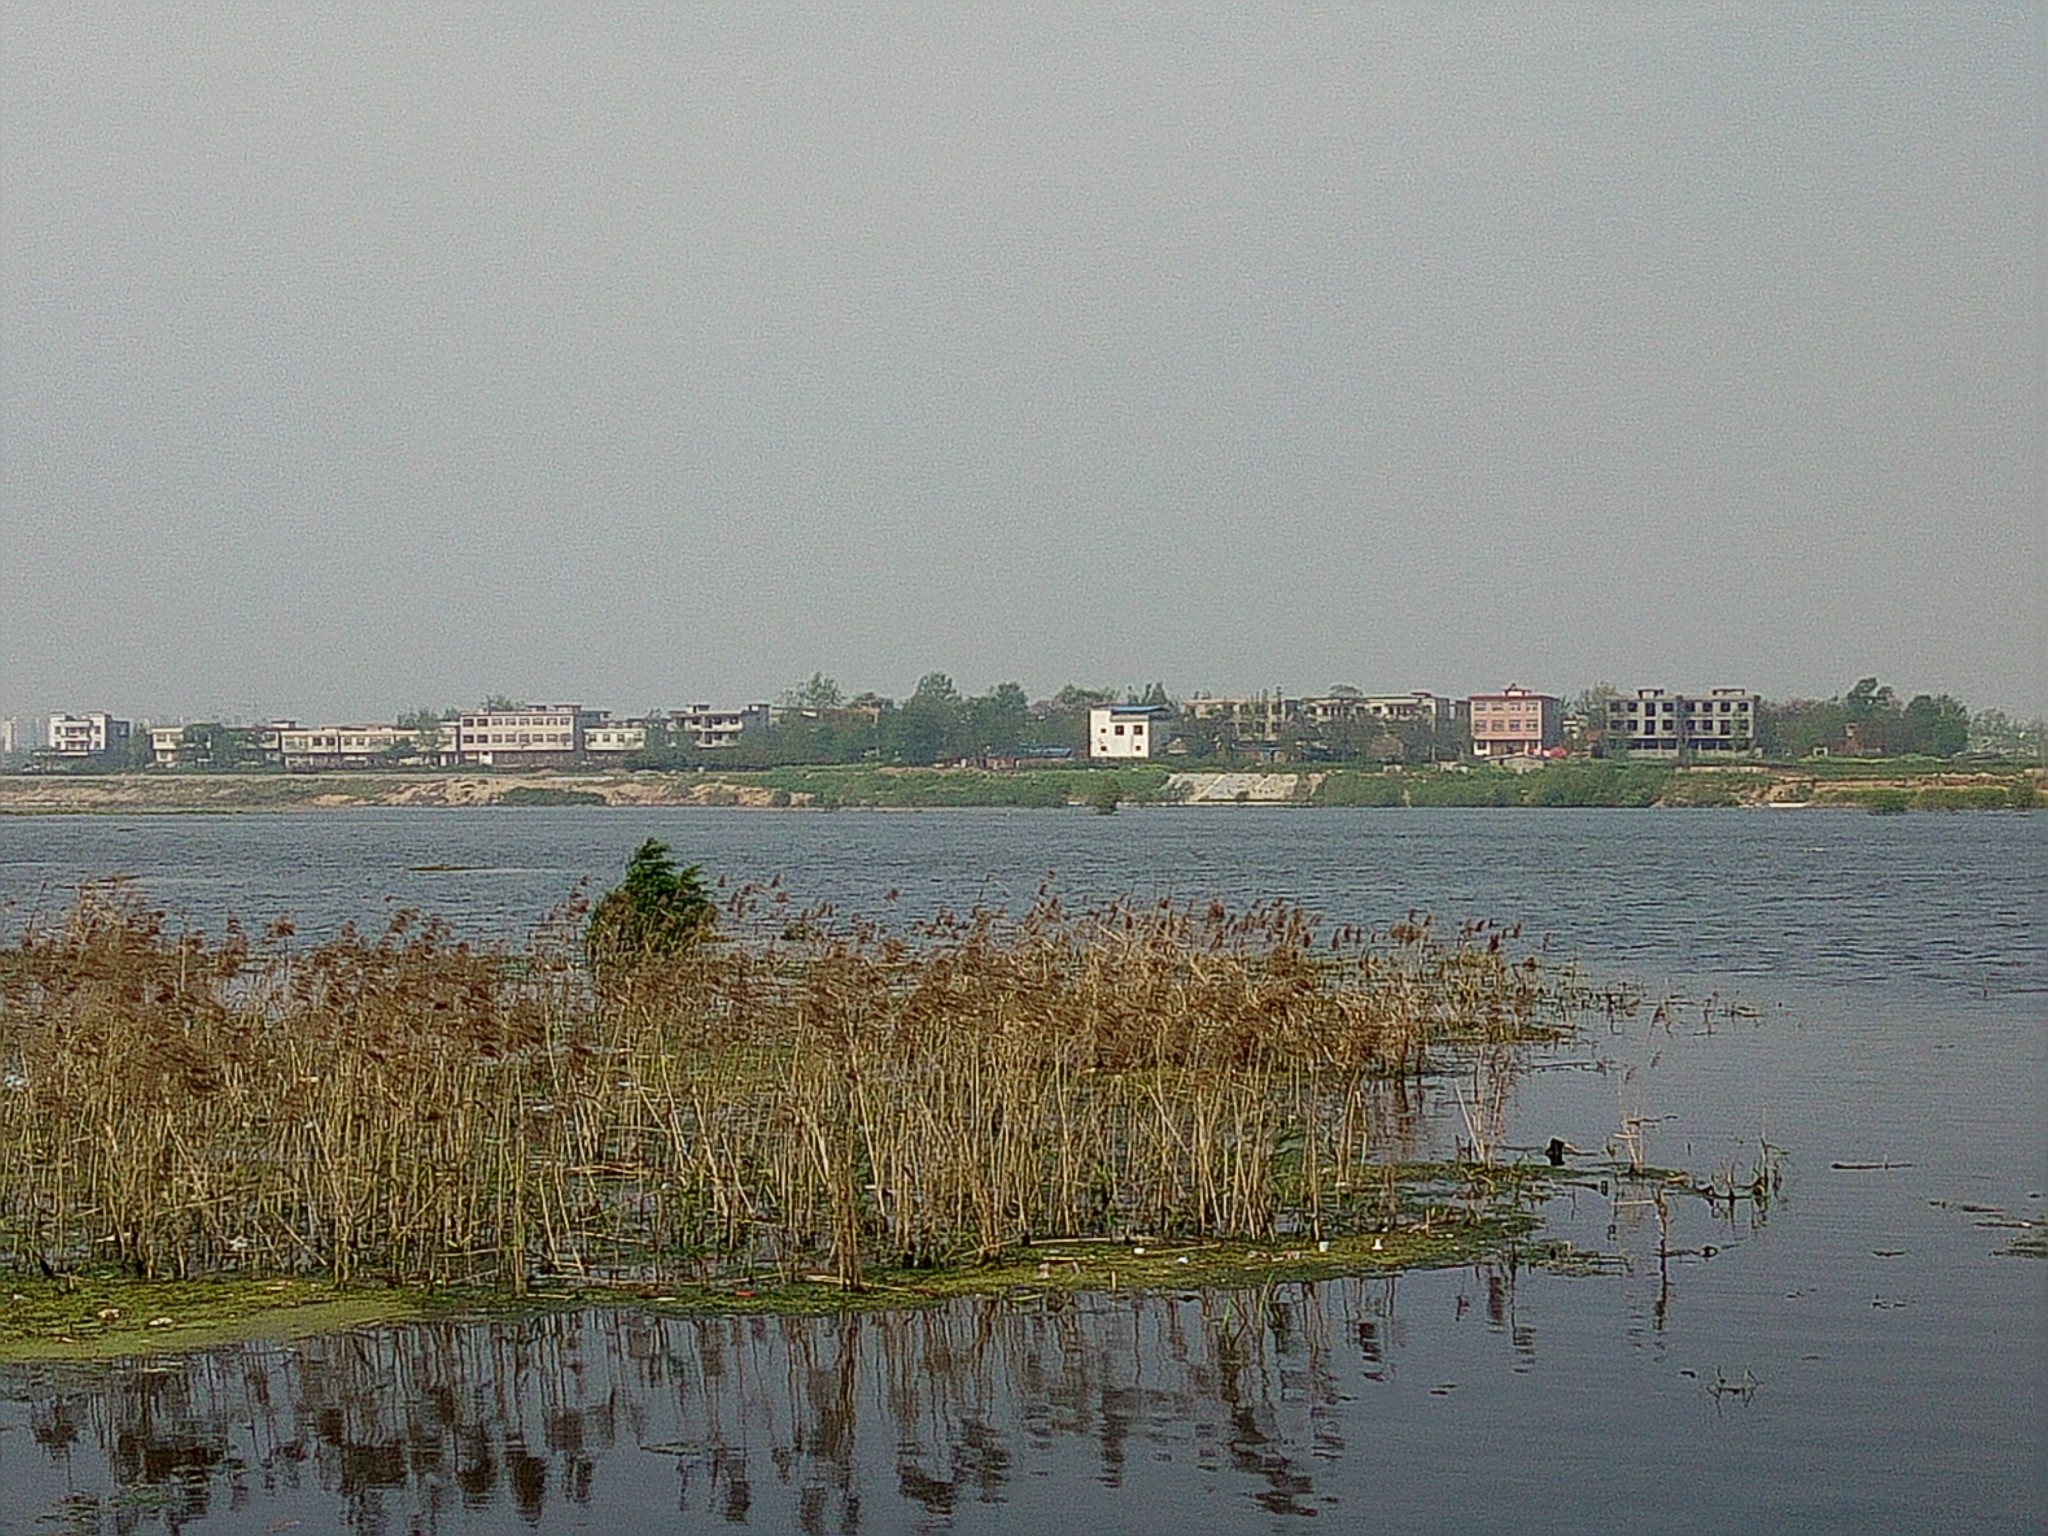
0 1268 1551 1532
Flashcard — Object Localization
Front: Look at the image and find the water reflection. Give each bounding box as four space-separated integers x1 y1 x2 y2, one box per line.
2 1269 1556 1533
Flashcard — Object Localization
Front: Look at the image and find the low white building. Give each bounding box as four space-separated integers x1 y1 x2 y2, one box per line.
1298 689 1455 729
1090 704 1171 760
280 724 432 770
584 720 650 755
147 722 293 770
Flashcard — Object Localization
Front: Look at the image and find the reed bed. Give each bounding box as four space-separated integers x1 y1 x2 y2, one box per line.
0 884 1604 1292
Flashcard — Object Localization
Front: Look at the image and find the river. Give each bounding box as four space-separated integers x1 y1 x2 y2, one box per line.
0 806 2041 1532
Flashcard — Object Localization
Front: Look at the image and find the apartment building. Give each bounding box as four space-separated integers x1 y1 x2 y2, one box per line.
1090 704 1171 760
1468 686 1561 759
1606 688 1757 758
148 726 195 767
45 712 132 758
455 705 598 769
670 704 769 750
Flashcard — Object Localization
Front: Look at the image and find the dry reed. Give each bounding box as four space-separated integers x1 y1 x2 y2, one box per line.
0 883 1600 1291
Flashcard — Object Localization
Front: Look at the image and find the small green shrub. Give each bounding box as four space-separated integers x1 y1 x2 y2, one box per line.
497 785 604 807
587 839 715 970
1913 784 2012 812
1312 772 1405 807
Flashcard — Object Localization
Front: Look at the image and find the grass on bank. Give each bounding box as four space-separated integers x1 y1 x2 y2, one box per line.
4 759 2036 815
746 763 1176 809
1311 762 1726 808
1809 780 2037 812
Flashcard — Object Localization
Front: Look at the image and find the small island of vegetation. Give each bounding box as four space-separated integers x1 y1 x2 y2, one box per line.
0 847 1743 1356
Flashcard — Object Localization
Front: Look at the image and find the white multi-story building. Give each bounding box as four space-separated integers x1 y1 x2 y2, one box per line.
455 705 598 768
1606 688 1758 758
46 712 132 758
670 704 769 750
1090 704 1171 760
149 725 194 767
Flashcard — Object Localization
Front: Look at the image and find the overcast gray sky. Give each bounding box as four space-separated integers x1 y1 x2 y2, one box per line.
3 5 2040 722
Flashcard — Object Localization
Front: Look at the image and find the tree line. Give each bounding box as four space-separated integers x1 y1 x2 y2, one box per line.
1757 678 1974 759
626 675 1149 769
14 673 2038 775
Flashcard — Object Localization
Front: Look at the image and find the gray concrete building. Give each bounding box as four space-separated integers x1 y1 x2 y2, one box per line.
1607 688 1758 758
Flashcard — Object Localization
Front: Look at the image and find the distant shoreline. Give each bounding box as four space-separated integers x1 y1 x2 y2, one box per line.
0 764 2036 816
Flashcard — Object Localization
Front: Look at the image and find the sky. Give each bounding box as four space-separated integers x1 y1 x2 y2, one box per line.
3 6 2041 723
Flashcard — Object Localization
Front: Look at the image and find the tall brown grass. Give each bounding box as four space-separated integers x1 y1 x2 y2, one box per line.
0 884 1599 1291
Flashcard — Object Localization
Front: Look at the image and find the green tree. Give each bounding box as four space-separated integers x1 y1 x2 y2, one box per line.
586 839 716 971
397 707 445 755
1760 697 1847 758
1039 684 1117 754
1319 715 1402 764
1843 677 1896 722
1389 712 1456 765
637 714 674 761
1895 694 1969 757
1172 715 1230 762
967 681 1030 755
1571 682 1619 755
479 693 519 712
887 673 967 764
114 726 156 771
178 723 240 771
779 673 846 712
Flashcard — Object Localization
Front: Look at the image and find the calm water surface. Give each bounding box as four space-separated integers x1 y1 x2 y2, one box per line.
0 808 2041 1532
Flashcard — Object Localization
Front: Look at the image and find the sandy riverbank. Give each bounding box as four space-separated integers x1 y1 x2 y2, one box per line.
0 772 801 813
0 765 2035 815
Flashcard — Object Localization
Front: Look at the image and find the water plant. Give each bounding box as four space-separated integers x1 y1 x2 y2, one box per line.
0 883 1604 1297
